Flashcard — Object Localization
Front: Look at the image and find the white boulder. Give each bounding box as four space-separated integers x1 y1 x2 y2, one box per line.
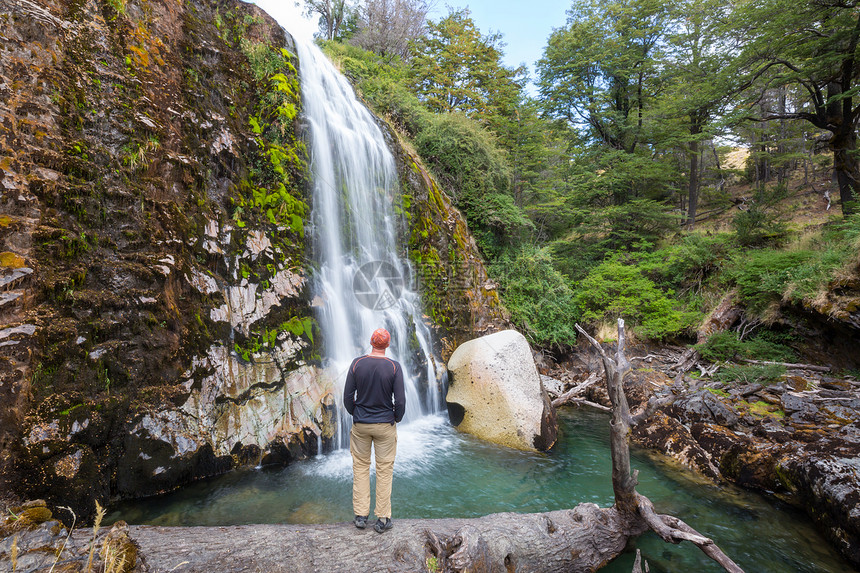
446 330 557 451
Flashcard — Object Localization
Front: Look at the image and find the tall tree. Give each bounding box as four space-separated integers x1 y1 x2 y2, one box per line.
661 0 734 227
734 0 860 215
350 0 430 61
299 0 352 41
409 8 524 124
537 0 668 155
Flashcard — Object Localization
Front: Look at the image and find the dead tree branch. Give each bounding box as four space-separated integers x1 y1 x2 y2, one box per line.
551 373 605 409
575 319 745 573
631 548 650 573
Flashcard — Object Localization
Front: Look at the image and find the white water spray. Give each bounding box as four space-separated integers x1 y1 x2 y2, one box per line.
294 40 443 448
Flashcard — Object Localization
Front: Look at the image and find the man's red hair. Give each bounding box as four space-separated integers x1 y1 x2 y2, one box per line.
370 328 390 349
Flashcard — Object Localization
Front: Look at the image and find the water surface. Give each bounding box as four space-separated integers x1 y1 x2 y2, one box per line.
109 409 856 572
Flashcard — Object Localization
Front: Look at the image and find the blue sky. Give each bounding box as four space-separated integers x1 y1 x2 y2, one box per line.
429 2 571 79
252 1 571 82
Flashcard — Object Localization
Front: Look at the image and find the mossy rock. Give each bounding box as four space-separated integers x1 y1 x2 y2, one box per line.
18 505 53 524
0 251 26 268
1 502 52 536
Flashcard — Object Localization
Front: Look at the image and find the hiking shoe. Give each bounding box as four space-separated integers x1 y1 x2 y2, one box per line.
374 517 393 533
354 515 368 529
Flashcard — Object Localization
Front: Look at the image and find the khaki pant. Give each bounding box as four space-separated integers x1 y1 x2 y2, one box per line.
350 422 397 519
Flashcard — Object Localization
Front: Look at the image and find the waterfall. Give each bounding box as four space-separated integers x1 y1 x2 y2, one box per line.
294 40 443 448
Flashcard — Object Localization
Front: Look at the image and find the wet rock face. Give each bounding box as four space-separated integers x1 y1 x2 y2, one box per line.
116 356 333 498
446 330 557 451
379 123 511 360
0 0 329 516
779 454 860 565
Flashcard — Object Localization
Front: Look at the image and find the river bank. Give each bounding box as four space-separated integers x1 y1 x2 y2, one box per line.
4 408 854 572
547 343 860 568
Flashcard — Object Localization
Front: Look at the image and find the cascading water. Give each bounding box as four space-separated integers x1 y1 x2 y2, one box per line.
295 39 443 448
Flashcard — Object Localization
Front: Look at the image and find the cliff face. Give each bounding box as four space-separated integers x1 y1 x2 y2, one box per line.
1 0 321 515
0 0 505 516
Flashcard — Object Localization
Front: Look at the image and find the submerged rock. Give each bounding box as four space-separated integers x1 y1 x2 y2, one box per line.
446 330 557 451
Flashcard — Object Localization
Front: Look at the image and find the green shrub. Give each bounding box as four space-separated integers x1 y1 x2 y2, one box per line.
741 335 796 362
573 258 700 340
415 112 509 194
780 214 860 302
696 331 743 362
696 330 796 363
732 203 788 247
727 249 816 313
490 247 579 348
361 77 430 136
714 363 785 385
416 113 531 254
643 233 737 292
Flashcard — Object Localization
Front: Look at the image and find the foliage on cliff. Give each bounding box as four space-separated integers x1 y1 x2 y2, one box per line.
319 1 860 358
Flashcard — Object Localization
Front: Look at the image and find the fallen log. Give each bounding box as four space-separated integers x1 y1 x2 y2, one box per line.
555 396 612 412
127 505 638 573
551 372 601 408
740 358 831 372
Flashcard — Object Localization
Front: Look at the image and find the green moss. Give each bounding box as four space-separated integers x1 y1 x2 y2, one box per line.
739 399 785 419
58 403 85 416
774 463 796 491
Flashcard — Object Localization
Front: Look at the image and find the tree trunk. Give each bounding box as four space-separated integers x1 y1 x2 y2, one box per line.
777 87 787 186
831 131 859 216
127 506 638 573
686 137 700 229
576 320 744 573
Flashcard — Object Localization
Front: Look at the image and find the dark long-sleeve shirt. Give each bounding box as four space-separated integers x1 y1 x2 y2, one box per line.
343 355 405 424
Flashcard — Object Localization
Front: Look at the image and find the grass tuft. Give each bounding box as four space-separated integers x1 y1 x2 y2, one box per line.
86 500 106 572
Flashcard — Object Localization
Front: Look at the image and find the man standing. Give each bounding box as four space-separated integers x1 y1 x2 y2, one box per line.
343 327 405 533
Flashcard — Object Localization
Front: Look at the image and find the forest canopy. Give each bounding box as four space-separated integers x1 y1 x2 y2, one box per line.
305 0 860 350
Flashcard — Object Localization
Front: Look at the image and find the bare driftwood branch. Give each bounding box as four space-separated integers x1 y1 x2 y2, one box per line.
630 353 659 362
671 346 700 375
631 548 649 573
551 372 600 407
553 396 612 412
697 362 720 377
736 316 762 341
740 358 831 372
576 319 745 573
